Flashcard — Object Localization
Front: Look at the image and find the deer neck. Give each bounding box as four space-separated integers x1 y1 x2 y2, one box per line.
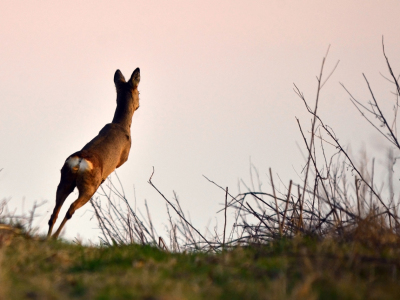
111 101 134 131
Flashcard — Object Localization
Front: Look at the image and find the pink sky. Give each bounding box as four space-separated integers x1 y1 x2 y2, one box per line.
1 1 399 241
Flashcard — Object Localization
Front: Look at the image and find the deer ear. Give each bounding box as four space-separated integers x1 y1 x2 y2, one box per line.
129 68 140 88
114 70 126 87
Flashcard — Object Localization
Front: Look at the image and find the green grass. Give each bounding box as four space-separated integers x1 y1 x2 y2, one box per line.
2 229 400 300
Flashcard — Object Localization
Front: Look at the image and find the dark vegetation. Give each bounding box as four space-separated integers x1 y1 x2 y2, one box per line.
1 40 400 299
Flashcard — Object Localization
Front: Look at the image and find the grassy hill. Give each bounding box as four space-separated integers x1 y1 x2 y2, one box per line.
1 222 400 300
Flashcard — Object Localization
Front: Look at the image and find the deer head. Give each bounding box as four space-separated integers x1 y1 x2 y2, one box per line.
112 68 141 129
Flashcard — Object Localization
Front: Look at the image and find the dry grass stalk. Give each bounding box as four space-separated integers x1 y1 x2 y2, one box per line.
223 187 228 250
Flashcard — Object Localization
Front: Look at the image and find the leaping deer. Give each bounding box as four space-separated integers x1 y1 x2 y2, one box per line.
47 68 141 238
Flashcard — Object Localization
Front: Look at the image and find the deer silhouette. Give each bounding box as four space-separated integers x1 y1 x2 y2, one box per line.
47 68 140 238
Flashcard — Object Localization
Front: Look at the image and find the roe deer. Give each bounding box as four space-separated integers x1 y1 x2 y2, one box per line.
47 68 140 238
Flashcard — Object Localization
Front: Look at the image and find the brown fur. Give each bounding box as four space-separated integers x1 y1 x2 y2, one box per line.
47 68 140 238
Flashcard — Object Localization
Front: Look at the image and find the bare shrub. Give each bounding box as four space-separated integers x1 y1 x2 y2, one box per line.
91 41 400 252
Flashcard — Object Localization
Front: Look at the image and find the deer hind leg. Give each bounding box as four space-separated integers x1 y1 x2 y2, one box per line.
47 164 77 238
52 167 102 239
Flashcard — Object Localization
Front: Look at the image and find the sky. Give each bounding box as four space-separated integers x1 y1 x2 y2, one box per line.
1 1 400 241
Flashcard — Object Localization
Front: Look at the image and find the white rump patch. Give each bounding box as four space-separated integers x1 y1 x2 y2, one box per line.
67 156 80 171
79 159 93 171
66 156 93 172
